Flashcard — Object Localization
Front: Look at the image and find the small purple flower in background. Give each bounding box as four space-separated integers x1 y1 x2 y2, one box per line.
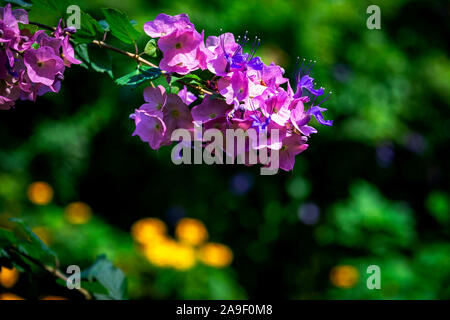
298 203 320 225
165 205 186 226
230 172 254 195
376 142 394 167
403 132 427 154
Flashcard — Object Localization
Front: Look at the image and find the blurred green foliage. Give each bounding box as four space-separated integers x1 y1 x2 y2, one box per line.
0 0 449 299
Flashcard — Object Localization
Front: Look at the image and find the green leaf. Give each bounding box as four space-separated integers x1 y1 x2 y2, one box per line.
71 11 104 44
0 218 57 267
74 44 113 78
144 39 158 58
4 0 32 8
115 65 161 87
81 255 127 300
101 8 141 44
30 0 70 17
171 74 203 87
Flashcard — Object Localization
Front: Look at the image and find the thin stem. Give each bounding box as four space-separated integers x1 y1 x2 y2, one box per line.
9 247 92 300
91 40 214 95
28 21 215 96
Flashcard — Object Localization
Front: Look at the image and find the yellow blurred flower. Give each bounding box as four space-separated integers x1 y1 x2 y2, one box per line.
198 243 233 268
65 202 92 225
32 226 52 245
27 181 53 205
175 218 208 246
330 265 360 289
131 218 167 245
0 293 24 300
0 266 19 288
40 295 67 300
143 237 176 267
171 243 196 271
143 238 196 270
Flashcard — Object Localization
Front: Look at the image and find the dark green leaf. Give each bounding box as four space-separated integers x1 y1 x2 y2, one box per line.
171 74 203 87
74 44 113 78
101 8 141 44
0 218 57 267
30 0 70 17
115 65 161 87
71 11 104 44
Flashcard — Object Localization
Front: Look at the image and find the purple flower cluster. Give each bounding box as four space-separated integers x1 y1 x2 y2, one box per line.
0 4 80 110
134 13 333 171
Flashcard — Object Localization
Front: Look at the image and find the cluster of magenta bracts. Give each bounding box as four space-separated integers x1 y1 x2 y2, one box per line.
131 13 333 171
0 4 80 110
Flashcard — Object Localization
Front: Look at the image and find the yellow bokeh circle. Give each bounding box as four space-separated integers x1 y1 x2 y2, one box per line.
198 243 233 268
175 218 208 246
27 181 53 205
65 202 92 225
131 218 167 245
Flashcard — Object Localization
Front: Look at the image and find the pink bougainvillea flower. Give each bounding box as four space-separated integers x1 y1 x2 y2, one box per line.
0 77 20 110
61 36 81 66
144 13 193 38
217 70 249 106
158 29 205 75
260 89 291 126
161 94 193 141
177 85 196 106
191 95 231 124
24 47 65 86
130 109 167 150
0 4 28 39
139 85 167 119
278 134 309 171
290 99 317 136
205 32 240 76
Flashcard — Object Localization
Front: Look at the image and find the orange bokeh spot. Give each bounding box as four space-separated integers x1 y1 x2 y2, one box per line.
40 295 68 300
198 243 233 268
0 266 19 288
175 218 208 246
27 181 53 205
65 202 93 225
330 265 360 289
0 293 24 300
